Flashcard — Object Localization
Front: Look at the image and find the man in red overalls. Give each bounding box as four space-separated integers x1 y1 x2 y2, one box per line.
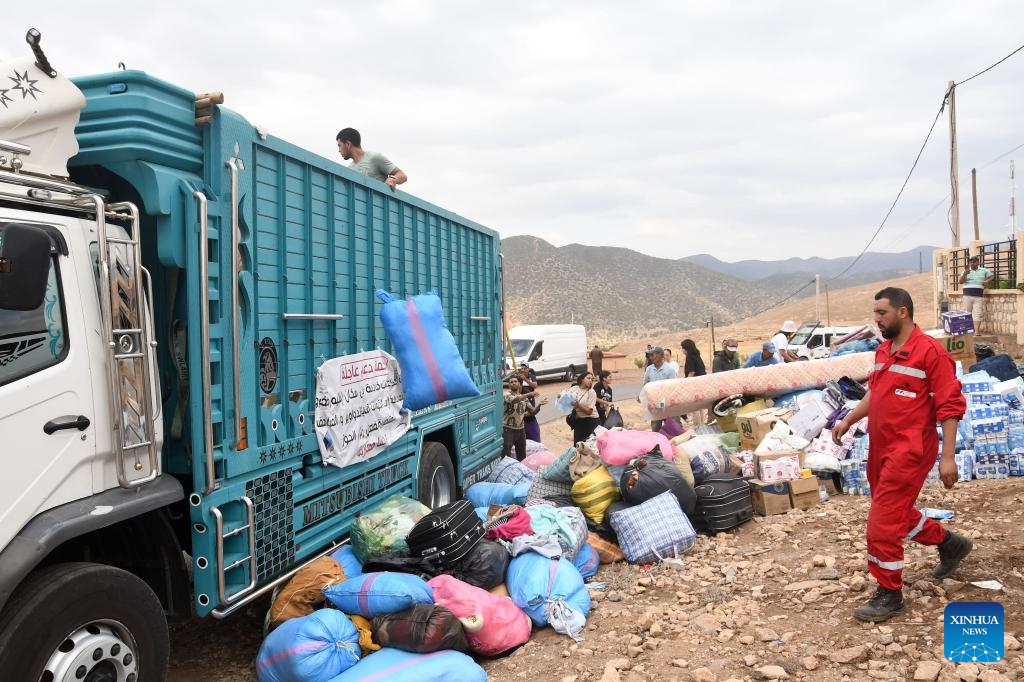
833 287 972 622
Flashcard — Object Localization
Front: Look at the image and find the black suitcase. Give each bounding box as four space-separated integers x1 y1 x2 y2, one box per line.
406 499 485 568
690 473 753 534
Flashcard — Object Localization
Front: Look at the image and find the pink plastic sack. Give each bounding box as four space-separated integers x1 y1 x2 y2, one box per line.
427 575 532 657
522 450 556 472
595 430 675 466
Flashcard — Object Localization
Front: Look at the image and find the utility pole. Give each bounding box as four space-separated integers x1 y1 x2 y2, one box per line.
1012 160 1017 234
708 317 716 359
971 168 980 241
815 274 820 322
825 285 831 326
948 81 961 247
919 251 923 274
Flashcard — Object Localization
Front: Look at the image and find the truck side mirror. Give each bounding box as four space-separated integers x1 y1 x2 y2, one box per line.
0 223 52 311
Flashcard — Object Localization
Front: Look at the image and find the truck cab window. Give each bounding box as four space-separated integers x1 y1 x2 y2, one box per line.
0 256 68 387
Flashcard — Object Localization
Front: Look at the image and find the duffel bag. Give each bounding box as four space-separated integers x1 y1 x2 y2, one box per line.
406 499 485 569
690 473 754 534
371 604 469 653
256 609 360 682
608 490 696 564
620 451 696 516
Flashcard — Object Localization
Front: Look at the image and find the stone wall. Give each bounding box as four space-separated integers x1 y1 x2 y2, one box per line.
947 291 1020 338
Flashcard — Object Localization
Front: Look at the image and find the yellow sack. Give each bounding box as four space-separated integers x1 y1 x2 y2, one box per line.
570 465 621 524
489 583 510 598
348 614 381 652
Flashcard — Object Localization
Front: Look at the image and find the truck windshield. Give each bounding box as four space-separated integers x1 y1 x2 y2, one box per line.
789 326 819 345
509 339 534 359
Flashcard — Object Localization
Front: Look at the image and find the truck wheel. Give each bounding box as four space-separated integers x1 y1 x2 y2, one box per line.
417 441 456 509
564 365 577 383
0 562 168 682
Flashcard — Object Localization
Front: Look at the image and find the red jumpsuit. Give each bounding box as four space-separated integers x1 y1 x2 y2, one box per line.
865 325 966 590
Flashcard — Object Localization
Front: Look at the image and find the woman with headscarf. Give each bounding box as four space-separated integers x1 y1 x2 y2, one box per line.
680 338 708 426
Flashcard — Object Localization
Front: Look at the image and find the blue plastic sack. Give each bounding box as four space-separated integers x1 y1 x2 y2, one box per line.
465 481 530 508
257 610 361 682
326 647 487 682
506 553 590 640
572 542 599 578
376 289 480 411
474 506 489 522
324 572 434 618
330 545 363 579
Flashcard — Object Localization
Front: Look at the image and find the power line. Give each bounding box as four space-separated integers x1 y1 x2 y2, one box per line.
827 99 947 282
747 278 816 318
955 42 1024 86
831 42 1024 281
882 139 1024 249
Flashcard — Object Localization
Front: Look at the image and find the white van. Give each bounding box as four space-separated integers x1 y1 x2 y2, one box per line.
787 322 860 359
505 324 588 381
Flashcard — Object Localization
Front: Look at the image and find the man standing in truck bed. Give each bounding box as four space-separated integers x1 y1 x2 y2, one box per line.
336 127 408 191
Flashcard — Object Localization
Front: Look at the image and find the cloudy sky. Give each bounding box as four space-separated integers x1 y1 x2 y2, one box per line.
5 2 1024 261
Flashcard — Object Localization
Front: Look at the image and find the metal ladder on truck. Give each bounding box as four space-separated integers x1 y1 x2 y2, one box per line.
0 140 159 487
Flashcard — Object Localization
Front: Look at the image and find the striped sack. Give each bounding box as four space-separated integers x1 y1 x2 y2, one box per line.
608 490 696 565
570 465 621 524
376 289 480 411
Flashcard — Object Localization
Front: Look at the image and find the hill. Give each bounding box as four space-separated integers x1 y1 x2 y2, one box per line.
500 236 780 346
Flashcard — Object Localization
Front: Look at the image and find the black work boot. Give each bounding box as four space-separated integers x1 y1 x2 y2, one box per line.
853 587 905 623
933 531 973 579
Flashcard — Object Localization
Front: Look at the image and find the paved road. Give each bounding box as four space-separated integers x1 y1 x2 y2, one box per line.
533 379 643 424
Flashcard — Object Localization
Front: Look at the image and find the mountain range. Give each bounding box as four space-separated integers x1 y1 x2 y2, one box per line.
682 245 937 287
501 236 938 346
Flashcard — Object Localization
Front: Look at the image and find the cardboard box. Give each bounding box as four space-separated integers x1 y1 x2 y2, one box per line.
737 407 795 449
755 448 805 482
941 310 976 336
787 401 829 441
818 476 840 496
789 475 820 510
937 333 975 364
749 479 792 516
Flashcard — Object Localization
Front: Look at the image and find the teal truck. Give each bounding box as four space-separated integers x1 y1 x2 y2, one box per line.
0 30 504 680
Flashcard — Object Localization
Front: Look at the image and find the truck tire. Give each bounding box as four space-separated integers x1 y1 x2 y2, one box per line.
564 365 578 383
417 441 456 509
0 562 168 681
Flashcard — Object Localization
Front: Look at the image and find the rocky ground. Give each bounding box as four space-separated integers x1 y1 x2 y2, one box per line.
168 381 1024 682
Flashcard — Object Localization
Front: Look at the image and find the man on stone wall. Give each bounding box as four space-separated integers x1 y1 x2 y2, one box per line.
958 255 993 329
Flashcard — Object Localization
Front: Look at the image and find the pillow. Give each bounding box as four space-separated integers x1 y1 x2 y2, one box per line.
376 289 479 411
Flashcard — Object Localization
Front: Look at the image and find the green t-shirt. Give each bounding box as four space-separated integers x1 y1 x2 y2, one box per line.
963 266 993 292
350 151 397 182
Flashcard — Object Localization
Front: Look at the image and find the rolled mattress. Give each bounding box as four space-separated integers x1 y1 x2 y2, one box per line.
639 352 875 420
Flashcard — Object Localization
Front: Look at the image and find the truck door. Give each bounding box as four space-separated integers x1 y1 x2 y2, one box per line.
0 221 96 548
